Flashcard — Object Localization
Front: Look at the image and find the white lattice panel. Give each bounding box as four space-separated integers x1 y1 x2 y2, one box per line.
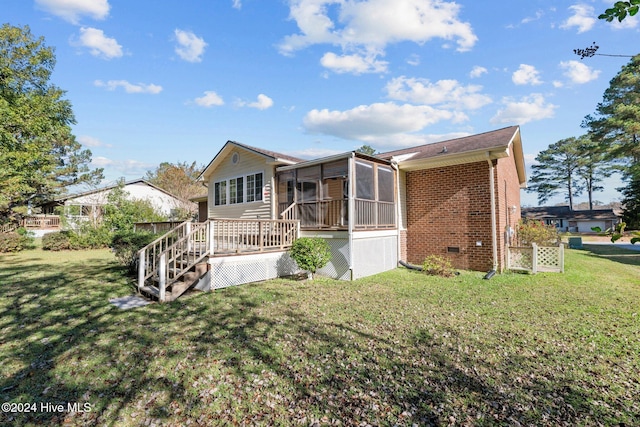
316 237 351 280
536 246 563 272
210 252 299 289
507 247 533 270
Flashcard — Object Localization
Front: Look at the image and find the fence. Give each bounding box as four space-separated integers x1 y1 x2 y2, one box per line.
506 243 564 274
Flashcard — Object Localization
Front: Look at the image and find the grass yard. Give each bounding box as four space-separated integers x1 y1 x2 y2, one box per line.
0 246 639 426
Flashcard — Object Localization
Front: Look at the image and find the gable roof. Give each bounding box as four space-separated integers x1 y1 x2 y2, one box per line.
378 126 526 186
44 178 189 205
522 206 621 221
199 140 303 181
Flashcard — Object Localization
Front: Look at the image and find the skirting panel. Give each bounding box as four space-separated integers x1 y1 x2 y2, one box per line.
352 234 398 279
316 237 351 280
209 251 299 290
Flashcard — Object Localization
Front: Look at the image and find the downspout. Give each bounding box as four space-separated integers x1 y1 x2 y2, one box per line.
348 152 355 280
487 153 498 272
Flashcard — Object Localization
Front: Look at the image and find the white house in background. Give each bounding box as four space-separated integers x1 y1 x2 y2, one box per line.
40 179 194 225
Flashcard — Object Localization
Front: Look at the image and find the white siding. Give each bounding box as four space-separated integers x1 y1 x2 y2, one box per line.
207 148 275 220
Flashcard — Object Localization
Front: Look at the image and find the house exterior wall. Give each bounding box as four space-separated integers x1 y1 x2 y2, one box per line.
495 154 523 271
65 182 183 216
206 149 274 220
405 161 495 272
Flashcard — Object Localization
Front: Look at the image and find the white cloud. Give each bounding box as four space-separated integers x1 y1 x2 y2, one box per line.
248 94 274 110
78 135 112 148
279 0 477 74
490 93 557 125
512 64 543 85
76 27 122 59
194 91 224 107
236 94 274 110
232 0 242 9
469 66 487 78
174 29 207 63
320 52 388 74
559 60 600 84
521 10 544 24
385 76 492 110
94 80 163 94
406 54 420 66
35 0 110 24
303 102 466 141
560 4 596 33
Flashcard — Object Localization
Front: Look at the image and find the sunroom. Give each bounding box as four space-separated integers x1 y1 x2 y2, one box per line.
275 152 397 231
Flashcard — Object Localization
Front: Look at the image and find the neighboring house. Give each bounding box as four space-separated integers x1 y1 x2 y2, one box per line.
198 126 526 277
522 206 622 233
39 179 194 227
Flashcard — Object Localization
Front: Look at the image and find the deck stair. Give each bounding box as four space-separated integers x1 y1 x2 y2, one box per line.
137 221 211 303
136 218 300 302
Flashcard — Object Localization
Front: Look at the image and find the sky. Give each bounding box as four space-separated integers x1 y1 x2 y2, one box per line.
4 0 639 207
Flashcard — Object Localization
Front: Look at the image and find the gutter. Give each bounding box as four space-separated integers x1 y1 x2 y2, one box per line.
487 153 499 272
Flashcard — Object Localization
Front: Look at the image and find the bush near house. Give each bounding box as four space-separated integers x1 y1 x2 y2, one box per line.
0 229 34 253
515 219 560 246
289 237 332 279
111 230 158 274
422 255 456 277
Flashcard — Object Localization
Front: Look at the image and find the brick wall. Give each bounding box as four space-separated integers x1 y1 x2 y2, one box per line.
405 162 494 271
404 156 522 272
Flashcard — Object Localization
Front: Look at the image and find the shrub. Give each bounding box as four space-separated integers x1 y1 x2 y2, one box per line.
70 226 112 249
0 232 30 252
289 237 332 279
422 255 455 277
111 230 158 274
515 219 560 247
42 231 74 251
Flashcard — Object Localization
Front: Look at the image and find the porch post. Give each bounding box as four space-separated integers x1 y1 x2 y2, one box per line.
209 220 215 255
159 253 166 302
138 248 145 290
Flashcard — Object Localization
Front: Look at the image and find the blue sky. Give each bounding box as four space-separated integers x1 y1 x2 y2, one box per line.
5 0 639 206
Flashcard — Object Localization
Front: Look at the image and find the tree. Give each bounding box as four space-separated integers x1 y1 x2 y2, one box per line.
526 137 585 210
583 55 640 224
101 184 167 233
576 136 613 210
599 1 640 22
0 24 103 220
144 161 204 219
356 145 376 155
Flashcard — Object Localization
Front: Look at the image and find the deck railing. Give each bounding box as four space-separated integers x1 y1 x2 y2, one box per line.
21 215 61 229
211 218 299 254
137 220 193 286
280 199 394 229
134 221 184 234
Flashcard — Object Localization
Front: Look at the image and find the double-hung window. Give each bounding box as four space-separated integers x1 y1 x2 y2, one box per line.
214 181 227 206
246 172 263 202
229 177 244 204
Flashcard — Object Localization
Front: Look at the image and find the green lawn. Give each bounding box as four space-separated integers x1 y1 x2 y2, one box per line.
0 246 639 426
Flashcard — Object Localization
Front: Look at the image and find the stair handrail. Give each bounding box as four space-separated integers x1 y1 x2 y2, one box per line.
137 220 194 288
279 202 297 221
139 220 211 300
